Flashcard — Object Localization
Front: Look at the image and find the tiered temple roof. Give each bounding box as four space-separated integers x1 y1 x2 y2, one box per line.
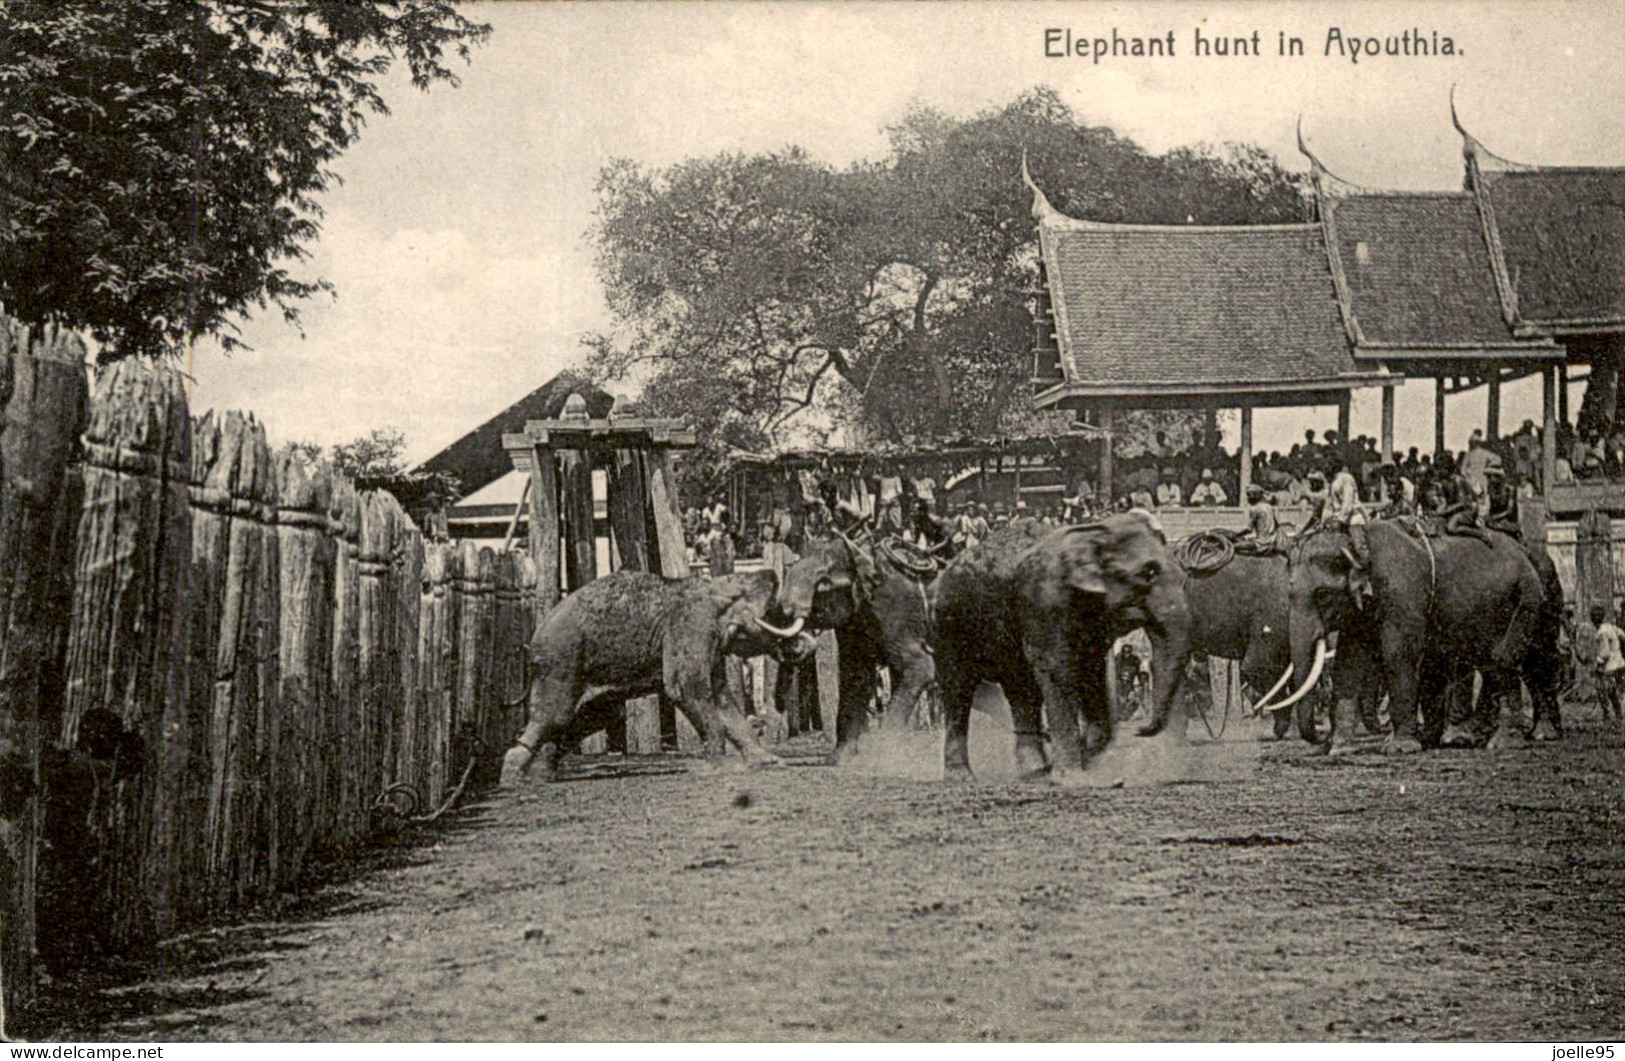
1027 164 1397 409
1459 126 1625 333
1031 109 1622 407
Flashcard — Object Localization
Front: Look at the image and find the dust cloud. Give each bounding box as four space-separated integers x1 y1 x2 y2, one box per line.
842 674 1271 787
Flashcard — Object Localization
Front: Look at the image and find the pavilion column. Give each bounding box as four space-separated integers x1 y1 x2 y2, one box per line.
1487 366 1502 440
1543 365 1559 492
1380 386 1395 462
1098 405 1115 502
1435 378 1447 457
1380 386 1395 501
1238 406 1253 499
1559 362 1570 425
1337 394 1351 441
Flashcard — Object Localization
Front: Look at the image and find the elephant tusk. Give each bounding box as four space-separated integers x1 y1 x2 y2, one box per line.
1251 663 1296 713
754 615 806 639
1267 638 1328 713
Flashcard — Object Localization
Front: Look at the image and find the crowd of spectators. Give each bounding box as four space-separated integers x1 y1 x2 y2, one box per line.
683 414 1615 566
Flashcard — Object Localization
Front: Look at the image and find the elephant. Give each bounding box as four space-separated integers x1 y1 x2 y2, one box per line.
931 514 1193 784
1275 518 1556 754
1177 548 1296 739
772 532 936 759
499 569 816 783
1175 544 1370 741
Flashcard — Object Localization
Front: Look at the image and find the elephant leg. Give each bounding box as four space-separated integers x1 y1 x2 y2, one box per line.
882 642 935 734
833 630 879 758
774 659 801 737
1075 647 1113 762
1379 626 1425 754
501 672 576 785
709 655 783 766
1524 641 1565 739
1002 669 1051 780
938 659 979 782
1416 664 1453 749
1027 634 1088 781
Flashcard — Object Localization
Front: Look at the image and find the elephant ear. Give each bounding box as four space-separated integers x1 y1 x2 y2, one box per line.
1061 525 1108 595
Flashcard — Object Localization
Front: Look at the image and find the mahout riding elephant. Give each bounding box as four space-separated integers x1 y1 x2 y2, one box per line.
772 533 937 760
1275 519 1554 754
499 569 816 783
931 514 1193 784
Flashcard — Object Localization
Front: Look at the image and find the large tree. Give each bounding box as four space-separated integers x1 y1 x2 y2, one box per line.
0 1 489 361
588 87 1304 467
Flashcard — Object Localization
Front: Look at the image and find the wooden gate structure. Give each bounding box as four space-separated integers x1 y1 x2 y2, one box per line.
503 408 696 753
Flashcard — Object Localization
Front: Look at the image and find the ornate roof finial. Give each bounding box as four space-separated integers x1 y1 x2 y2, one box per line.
1296 114 1326 177
1449 83 1480 157
1021 148 1058 223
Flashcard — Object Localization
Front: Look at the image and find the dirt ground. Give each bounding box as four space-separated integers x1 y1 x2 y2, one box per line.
23 697 1625 1043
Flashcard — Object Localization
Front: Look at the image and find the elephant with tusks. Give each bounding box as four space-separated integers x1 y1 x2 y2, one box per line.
1277 519 1561 755
500 569 816 783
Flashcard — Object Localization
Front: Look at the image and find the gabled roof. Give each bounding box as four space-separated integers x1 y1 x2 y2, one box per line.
1458 118 1625 332
1321 191 1518 347
415 372 615 495
1031 188 1390 405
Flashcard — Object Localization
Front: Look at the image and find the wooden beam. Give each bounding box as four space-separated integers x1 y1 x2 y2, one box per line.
1337 395 1351 441
559 449 597 591
607 449 650 572
1238 406 1253 498
1435 378 1447 457
500 476 531 553
527 444 560 613
1559 362 1570 425
644 450 690 579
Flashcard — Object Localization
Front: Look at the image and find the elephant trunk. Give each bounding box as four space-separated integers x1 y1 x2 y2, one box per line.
1136 582 1193 737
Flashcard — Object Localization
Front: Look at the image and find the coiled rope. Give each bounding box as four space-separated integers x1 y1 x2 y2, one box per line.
1172 531 1235 574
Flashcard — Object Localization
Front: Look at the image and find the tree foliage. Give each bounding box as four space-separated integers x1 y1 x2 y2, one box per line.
0 0 489 361
293 426 410 479
588 87 1304 464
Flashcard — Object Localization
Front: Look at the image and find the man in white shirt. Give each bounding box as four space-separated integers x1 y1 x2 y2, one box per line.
1155 468 1183 508
1592 604 1624 722
1189 468 1227 506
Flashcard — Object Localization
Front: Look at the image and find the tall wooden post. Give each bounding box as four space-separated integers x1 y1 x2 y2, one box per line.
1098 405 1115 502
607 449 650 573
1435 378 1447 457
643 449 690 750
526 446 560 613
1487 367 1502 440
1543 365 1558 493
1337 394 1351 441
1238 405 1253 499
1559 362 1570 425
558 449 597 591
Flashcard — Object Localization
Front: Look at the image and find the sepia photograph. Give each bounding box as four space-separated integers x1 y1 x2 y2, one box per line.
0 0 1622 1045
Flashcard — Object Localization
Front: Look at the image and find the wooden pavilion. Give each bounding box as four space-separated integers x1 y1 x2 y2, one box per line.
1023 163 1401 507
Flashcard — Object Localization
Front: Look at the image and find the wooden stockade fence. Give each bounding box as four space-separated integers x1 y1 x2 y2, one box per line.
0 352 536 1027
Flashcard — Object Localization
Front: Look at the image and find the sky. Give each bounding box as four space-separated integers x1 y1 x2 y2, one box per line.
185 0 1625 468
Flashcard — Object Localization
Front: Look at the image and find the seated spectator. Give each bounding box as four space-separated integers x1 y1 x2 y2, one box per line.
1189 469 1227 506
1129 482 1155 510
1155 468 1183 508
